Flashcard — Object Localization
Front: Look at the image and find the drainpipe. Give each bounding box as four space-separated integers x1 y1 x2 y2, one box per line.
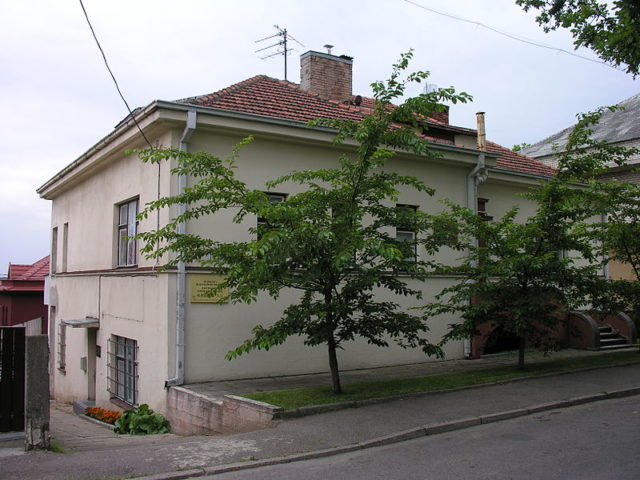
166 109 196 387
601 213 610 280
463 112 488 359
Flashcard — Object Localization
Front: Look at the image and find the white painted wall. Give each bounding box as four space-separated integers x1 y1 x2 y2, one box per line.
47 129 174 411
44 109 546 412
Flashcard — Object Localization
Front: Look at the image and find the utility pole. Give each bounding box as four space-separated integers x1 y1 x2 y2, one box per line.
255 25 304 81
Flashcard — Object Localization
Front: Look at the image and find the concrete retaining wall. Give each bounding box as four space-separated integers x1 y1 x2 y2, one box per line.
166 387 281 435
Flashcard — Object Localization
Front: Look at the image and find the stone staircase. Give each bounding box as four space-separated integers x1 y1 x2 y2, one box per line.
598 324 631 350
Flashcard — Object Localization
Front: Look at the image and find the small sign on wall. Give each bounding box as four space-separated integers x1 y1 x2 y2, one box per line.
189 275 229 303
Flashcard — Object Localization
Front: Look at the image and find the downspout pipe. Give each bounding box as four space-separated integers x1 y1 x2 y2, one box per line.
463 112 488 359
601 213 610 280
166 108 197 387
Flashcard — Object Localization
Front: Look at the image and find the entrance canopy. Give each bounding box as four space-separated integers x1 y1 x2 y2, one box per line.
61 317 99 328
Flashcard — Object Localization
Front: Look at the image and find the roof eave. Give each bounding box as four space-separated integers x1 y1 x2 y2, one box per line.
37 101 162 197
38 99 504 196
162 100 498 158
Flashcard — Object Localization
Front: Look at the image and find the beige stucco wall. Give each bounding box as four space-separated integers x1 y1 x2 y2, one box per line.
44 111 548 410
609 259 637 281
178 132 537 383
478 178 539 221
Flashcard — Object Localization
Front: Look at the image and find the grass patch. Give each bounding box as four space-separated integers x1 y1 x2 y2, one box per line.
48 440 67 454
245 350 640 410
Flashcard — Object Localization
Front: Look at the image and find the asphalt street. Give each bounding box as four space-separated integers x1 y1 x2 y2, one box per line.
2 359 639 480
209 395 640 480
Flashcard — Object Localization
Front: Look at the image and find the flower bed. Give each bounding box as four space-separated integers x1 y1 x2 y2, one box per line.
84 406 122 425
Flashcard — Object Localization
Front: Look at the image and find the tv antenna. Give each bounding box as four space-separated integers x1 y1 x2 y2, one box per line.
255 25 304 81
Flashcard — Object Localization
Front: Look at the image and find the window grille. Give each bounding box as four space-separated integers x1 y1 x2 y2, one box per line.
107 335 138 405
57 324 66 372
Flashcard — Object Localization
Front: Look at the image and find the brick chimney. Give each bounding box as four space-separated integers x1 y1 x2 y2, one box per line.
429 106 449 125
300 50 353 102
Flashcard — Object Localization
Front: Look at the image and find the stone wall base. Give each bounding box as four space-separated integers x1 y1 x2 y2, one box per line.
166 387 282 435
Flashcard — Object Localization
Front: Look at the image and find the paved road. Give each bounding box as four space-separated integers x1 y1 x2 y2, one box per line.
2 364 639 480
210 395 640 480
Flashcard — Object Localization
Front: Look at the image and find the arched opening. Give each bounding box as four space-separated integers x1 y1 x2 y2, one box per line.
483 326 520 355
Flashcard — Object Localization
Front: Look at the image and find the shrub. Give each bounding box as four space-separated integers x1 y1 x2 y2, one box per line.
114 404 170 435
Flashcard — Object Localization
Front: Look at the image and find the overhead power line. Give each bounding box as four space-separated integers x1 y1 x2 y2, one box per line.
78 0 154 149
402 0 625 73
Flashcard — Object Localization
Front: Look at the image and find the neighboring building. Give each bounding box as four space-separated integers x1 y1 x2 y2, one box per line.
523 92 640 181
0 256 49 334
37 50 555 417
523 92 640 280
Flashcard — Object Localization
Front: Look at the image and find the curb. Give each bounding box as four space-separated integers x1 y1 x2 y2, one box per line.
135 384 640 480
77 413 116 431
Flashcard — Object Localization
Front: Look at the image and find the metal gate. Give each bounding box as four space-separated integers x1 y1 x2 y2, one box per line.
0 327 25 432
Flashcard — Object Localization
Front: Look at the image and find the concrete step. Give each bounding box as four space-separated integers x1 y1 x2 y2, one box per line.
596 323 630 351
72 399 95 416
601 337 627 344
600 333 621 340
598 344 636 351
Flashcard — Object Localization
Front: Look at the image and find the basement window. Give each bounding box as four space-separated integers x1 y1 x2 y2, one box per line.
107 335 138 406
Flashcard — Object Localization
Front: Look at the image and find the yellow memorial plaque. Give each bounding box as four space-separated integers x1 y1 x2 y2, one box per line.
189 275 229 303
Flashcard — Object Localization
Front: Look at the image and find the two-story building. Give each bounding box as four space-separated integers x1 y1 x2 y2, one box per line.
38 50 554 419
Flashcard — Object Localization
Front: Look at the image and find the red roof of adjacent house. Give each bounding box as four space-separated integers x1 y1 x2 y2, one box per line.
487 142 556 177
180 75 553 177
7 256 50 281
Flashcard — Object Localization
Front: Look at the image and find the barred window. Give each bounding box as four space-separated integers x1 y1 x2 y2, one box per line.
107 335 138 406
57 323 66 372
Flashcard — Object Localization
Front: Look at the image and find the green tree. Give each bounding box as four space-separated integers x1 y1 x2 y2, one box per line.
424 112 613 369
549 108 640 314
424 201 596 369
516 0 640 76
134 51 471 394
512 142 532 152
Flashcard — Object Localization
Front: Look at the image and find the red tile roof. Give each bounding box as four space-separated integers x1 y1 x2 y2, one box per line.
488 142 555 177
7 256 50 281
181 75 553 177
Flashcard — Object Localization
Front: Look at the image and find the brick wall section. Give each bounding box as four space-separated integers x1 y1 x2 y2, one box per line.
300 51 352 102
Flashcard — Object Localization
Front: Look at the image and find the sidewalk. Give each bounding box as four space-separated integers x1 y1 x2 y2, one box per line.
1 350 639 480
183 347 633 401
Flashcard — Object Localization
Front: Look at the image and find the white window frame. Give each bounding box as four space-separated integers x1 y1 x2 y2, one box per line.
117 199 139 267
396 204 418 262
257 192 287 240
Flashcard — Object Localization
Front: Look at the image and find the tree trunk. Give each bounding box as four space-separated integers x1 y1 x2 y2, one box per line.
327 338 342 394
518 336 526 370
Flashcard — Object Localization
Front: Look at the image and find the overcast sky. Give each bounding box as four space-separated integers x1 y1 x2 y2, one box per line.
1 0 638 274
